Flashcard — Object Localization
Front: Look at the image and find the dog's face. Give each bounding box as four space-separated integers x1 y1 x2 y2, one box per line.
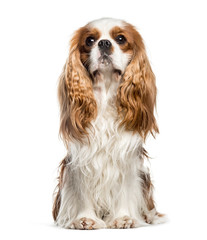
85 19 132 76
78 18 137 77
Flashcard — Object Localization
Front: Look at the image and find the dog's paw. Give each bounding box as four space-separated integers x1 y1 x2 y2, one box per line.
69 217 106 230
108 216 139 229
144 209 168 224
151 213 168 224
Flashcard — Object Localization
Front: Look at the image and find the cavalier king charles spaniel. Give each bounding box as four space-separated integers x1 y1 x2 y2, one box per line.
53 18 165 229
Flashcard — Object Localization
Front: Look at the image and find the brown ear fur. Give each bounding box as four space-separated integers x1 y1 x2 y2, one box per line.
117 25 158 139
58 28 97 145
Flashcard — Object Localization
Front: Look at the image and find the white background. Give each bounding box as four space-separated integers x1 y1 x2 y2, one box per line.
0 0 207 239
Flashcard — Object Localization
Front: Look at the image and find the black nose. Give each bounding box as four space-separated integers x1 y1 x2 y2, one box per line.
98 39 112 52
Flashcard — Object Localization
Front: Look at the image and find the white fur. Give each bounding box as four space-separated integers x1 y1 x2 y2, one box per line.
56 18 165 229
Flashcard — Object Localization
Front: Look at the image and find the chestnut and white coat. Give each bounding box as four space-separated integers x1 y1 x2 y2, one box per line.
53 18 165 229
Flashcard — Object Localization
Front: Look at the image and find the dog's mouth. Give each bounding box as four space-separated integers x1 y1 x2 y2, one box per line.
98 53 112 66
93 69 122 78
92 54 122 77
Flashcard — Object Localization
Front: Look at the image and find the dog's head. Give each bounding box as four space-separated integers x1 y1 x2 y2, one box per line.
80 18 133 77
58 18 158 143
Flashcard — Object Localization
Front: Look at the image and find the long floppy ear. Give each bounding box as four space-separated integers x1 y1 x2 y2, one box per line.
117 26 158 139
58 28 97 145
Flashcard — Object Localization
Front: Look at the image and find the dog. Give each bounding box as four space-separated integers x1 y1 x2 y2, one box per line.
52 18 165 229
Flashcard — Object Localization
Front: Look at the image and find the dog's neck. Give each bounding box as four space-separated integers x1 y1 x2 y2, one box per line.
92 68 122 105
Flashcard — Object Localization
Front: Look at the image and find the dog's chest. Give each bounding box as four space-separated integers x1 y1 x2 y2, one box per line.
70 86 142 172
90 98 141 164
69 95 142 210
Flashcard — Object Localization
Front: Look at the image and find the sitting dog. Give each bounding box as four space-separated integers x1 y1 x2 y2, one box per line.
53 18 165 229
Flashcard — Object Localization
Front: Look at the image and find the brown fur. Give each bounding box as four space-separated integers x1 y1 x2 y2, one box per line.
140 170 155 211
110 26 133 53
116 24 159 139
140 148 165 223
79 27 101 69
58 27 97 144
52 156 68 221
139 147 155 212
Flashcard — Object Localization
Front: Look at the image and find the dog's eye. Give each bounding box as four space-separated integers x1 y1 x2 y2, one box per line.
86 36 95 46
115 35 126 44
